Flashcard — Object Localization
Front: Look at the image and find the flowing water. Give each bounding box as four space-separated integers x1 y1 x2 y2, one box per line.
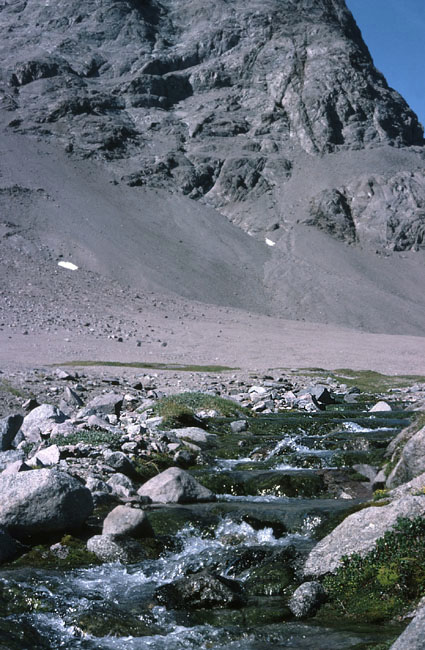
0 404 410 649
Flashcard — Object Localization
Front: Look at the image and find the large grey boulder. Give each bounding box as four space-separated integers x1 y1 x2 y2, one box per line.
303 495 425 578
29 445 61 467
0 415 23 451
102 505 153 538
20 404 67 442
390 601 425 650
106 473 136 499
386 426 425 488
137 467 215 504
87 534 146 563
0 469 93 538
174 427 219 450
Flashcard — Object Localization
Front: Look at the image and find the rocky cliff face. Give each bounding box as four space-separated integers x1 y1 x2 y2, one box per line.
1 0 425 333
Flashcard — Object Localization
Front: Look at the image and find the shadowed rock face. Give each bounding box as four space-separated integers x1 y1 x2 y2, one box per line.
1 0 425 336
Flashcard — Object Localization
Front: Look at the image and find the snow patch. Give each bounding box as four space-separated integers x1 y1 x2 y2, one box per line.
265 238 276 247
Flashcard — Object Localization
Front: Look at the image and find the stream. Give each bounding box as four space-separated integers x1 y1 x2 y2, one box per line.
0 403 410 649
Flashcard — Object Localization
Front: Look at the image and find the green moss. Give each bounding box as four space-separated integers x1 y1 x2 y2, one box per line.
195 470 326 498
152 392 249 428
53 428 122 448
188 601 291 627
131 453 175 482
73 604 160 637
244 562 294 596
373 489 390 501
9 535 100 569
322 516 425 622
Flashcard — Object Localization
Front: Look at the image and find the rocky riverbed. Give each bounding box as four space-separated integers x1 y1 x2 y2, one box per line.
0 366 425 649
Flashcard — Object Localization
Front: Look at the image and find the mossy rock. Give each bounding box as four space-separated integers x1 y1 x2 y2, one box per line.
195 470 327 498
8 535 100 569
131 453 175 482
244 562 295 596
0 619 51 650
321 516 425 622
187 600 291 627
153 392 249 428
146 506 219 537
72 604 160 637
0 580 50 617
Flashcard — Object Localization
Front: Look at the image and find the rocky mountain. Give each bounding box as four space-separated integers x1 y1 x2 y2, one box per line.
1 0 425 337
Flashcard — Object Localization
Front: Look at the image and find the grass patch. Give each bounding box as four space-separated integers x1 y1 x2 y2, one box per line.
54 360 236 372
0 379 27 399
321 516 425 622
285 369 425 393
53 429 122 448
152 392 249 428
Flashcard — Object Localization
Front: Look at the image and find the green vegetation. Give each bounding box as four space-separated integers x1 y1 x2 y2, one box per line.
131 453 175 482
9 535 100 570
306 369 425 393
0 379 28 399
321 516 425 622
54 360 236 372
152 392 249 428
52 429 122 448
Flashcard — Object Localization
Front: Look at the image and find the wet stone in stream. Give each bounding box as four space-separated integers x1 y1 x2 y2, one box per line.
0 403 412 649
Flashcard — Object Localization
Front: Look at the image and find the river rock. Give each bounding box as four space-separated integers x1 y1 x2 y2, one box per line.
174 427 218 449
87 534 146 563
0 415 23 451
102 506 153 538
386 426 425 488
289 581 326 618
137 467 215 504
303 495 425 577
310 385 335 406
0 469 93 538
390 601 425 649
106 473 136 499
155 569 246 609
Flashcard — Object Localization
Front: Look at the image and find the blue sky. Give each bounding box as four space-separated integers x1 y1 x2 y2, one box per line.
346 0 425 126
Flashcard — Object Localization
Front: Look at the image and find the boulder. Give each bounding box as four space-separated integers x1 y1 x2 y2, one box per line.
0 449 24 472
106 473 136 499
386 426 425 488
102 505 153 538
29 444 60 467
0 415 23 451
83 393 124 418
103 450 137 478
289 581 326 618
155 570 246 609
20 404 67 442
174 427 218 450
230 420 248 433
0 469 93 538
303 495 425 578
369 401 392 413
137 467 215 504
87 534 146 563
390 601 425 650
310 385 335 406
